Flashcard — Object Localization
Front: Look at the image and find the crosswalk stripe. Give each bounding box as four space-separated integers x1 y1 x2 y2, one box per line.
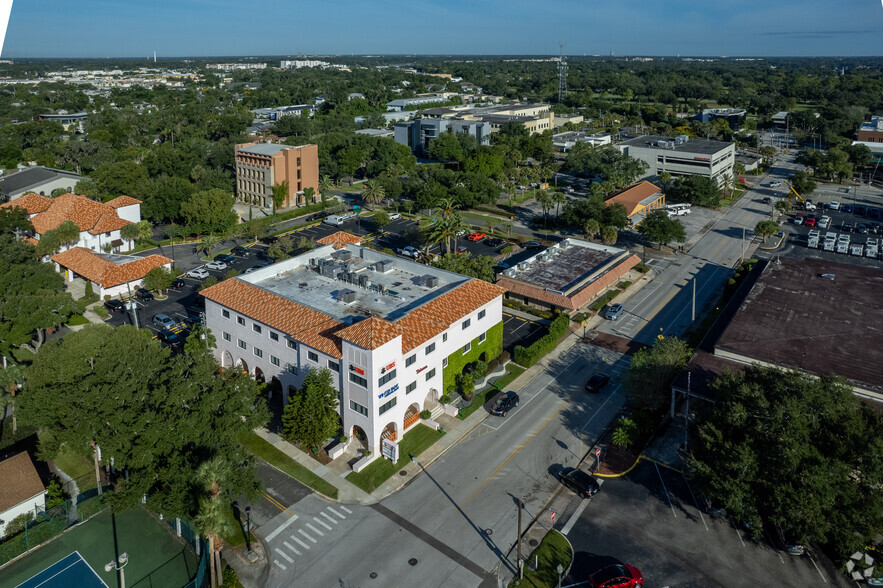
291 535 310 550
339 505 353 514
327 507 346 519
283 541 301 556
314 517 332 530
298 529 317 543
305 522 325 536
274 548 294 563
273 560 287 570
320 511 337 525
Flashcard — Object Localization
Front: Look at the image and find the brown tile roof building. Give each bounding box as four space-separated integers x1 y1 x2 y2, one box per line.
106 195 142 209
0 453 45 513
605 181 666 219
317 231 362 249
337 316 402 350
51 248 173 288
1 192 135 236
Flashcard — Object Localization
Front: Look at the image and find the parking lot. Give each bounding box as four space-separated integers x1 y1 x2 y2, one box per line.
501 312 547 353
563 460 843 587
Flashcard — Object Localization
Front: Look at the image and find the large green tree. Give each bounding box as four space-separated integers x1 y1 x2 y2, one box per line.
19 324 267 517
667 175 722 208
431 252 496 282
180 189 239 236
282 368 340 452
637 210 687 247
687 367 883 561
626 335 692 413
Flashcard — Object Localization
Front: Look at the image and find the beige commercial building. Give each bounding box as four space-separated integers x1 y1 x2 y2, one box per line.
235 142 319 209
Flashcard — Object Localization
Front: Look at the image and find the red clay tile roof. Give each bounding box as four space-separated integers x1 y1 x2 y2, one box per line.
201 279 343 358
0 452 45 512
51 247 173 288
0 193 52 214
397 314 448 353
22 236 39 247
411 279 505 327
106 195 142 209
605 181 664 217
317 231 362 249
22 193 134 236
337 316 402 350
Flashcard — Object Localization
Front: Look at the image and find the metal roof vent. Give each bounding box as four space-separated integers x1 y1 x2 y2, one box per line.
338 289 357 303
504 268 517 277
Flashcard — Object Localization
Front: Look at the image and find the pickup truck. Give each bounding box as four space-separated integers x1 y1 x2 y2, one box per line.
396 246 419 258
850 242 864 256
836 234 850 254
822 233 837 252
806 230 820 249
866 238 879 258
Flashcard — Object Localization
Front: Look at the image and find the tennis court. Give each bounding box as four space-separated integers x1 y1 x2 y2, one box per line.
0 508 199 588
15 552 107 588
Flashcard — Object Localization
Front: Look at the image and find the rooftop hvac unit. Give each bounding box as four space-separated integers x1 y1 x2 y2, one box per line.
338 289 357 303
503 268 517 277
309 258 317 266
358 274 371 288
562 239 571 248
375 260 394 273
675 134 689 144
517 262 530 271
334 250 353 261
322 264 340 278
423 275 439 288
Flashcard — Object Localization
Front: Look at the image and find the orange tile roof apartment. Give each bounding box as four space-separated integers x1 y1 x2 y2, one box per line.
0 192 142 254
234 142 319 209
201 233 504 460
51 247 173 298
495 238 640 312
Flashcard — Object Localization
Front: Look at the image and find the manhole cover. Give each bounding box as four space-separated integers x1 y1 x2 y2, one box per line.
369 572 378 579
399 470 408 476
408 558 418 566
529 539 539 547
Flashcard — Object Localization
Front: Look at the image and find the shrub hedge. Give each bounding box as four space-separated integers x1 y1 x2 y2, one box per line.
513 313 570 367
590 290 621 312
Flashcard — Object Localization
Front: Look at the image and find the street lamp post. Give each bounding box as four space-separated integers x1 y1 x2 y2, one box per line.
557 563 564 588
244 506 252 553
105 553 129 588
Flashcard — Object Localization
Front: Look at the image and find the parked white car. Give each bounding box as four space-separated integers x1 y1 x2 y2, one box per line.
828 201 840 210
187 268 210 279
205 261 227 270
769 181 782 188
388 212 402 220
397 246 419 258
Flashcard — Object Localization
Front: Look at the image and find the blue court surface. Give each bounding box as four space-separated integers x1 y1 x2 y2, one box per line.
15 552 108 588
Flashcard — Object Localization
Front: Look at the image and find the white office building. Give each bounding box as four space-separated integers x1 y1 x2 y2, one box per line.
202 232 504 458
617 134 735 186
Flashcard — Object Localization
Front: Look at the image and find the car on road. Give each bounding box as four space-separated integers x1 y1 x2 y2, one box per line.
523 241 543 249
152 313 177 330
585 373 611 393
214 253 235 264
491 391 519 416
231 246 250 257
804 217 816 228
467 232 486 242
761 196 772 204
792 216 804 225
135 288 154 302
157 329 183 347
187 268 210 279
589 564 644 588
485 238 504 247
769 181 782 188
397 246 419 258
456 245 469 254
170 278 186 289
559 467 601 498
205 260 227 271
604 303 624 320
828 201 840 210
104 299 125 313
388 212 402 220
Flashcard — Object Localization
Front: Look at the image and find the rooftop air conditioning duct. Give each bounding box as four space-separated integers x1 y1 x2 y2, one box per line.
504 268 517 277
338 289 357 304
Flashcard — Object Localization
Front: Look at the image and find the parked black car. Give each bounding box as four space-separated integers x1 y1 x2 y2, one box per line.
170 278 186 289
559 467 601 498
232 246 250 257
157 330 183 347
485 238 504 247
491 391 519 416
135 288 154 302
214 253 235 264
104 299 125 313
523 241 543 249
585 373 611 393
182 314 204 328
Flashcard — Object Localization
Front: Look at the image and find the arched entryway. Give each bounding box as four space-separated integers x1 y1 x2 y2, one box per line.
237 358 249 375
221 350 233 367
254 367 265 383
404 403 420 431
268 376 282 401
423 388 439 411
380 421 397 443
351 425 368 449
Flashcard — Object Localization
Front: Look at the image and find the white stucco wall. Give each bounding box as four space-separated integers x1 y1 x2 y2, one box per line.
0 492 46 538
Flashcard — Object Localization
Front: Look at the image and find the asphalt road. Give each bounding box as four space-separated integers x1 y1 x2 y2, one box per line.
256 341 629 587
562 460 844 588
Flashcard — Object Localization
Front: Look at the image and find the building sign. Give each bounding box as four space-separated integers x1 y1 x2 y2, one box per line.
694 156 710 161
380 362 396 374
378 384 399 399
416 365 428 374
382 438 399 462
349 365 365 376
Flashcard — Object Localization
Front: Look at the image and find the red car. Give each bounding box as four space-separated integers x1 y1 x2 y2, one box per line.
805 217 817 228
467 232 486 242
456 246 468 254
589 564 643 588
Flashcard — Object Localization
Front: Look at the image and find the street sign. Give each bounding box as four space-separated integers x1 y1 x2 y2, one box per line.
581 320 587 327
381 438 399 462
550 509 556 522
595 448 601 458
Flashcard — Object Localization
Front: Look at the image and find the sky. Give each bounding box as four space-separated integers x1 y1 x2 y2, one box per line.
3 0 883 58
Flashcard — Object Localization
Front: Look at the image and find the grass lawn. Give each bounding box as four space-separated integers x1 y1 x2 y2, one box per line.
345 424 444 493
509 530 573 588
238 432 338 500
457 364 527 421
218 502 256 549
66 314 89 326
52 444 97 491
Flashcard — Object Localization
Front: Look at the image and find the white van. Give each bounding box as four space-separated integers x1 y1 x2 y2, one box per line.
323 215 345 226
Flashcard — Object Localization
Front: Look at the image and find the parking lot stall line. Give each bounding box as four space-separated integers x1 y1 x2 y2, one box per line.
681 476 709 531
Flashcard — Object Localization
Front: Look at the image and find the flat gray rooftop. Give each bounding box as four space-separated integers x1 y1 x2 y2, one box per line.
97 252 146 265
509 240 620 293
621 134 732 156
241 244 469 322
238 144 287 156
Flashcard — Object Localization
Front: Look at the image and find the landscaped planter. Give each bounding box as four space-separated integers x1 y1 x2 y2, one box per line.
352 453 379 473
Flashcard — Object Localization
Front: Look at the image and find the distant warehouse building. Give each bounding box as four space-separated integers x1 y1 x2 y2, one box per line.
495 238 639 313
617 134 735 186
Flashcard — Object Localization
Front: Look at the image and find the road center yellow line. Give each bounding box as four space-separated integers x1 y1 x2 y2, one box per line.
646 288 680 324
262 491 298 519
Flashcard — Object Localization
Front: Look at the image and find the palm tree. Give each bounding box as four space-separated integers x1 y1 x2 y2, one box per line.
503 221 513 240
195 458 233 587
448 215 470 252
361 179 385 211
136 220 153 243
550 191 567 222
435 198 458 221
120 223 140 251
197 234 221 260
271 180 289 214
583 219 600 240
536 192 552 228
318 175 334 199
0 364 23 434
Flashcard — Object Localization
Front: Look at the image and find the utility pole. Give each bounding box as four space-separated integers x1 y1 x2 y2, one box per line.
740 227 745 264
517 497 523 579
691 277 696 322
125 283 139 329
